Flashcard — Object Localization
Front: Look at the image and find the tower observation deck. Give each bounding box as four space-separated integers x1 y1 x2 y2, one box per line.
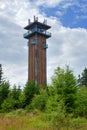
23 16 51 86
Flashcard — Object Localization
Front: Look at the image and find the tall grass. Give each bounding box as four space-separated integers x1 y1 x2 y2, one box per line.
0 109 87 130
0 109 51 130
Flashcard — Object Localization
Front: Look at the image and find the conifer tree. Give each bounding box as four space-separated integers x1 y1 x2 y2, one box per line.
78 68 87 87
0 64 3 84
52 66 77 113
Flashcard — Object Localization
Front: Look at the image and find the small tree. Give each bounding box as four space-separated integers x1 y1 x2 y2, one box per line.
24 81 39 106
52 66 77 113
1 97 15 112
0 64 3 84
29 89 48 111
0 81 10 108
9 85 21 100
78 68 87 87
1 85 22 111
75 86 87 117
8 85 21 109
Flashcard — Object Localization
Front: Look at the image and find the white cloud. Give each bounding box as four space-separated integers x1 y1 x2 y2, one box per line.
0 2 6 9
47 20 87 83
34 0 63 7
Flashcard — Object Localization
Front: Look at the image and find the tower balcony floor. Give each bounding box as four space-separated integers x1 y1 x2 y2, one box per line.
23 30 51 39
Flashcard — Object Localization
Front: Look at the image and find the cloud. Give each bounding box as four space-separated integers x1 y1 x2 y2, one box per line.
0 0 30 86
47 20 87 83
70 1 87 21
32 0 63 7
0 18 27 86
0 2 6 9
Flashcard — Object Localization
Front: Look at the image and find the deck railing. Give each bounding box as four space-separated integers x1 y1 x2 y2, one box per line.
23 29 51 38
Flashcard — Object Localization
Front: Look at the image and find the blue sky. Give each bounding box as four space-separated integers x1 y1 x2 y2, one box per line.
39 0 87 28
0 0 87 86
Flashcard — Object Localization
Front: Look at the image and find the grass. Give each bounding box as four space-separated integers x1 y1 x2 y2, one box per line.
0 109 87 130
0 109 52 130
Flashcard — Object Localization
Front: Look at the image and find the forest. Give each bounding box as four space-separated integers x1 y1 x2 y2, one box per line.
0 64 87 130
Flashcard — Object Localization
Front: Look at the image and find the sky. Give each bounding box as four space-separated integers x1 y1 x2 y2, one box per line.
0 0 87 86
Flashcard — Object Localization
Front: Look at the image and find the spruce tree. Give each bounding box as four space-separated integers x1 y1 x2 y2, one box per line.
0 64 3 84
52 66 77 113
78 68 87 87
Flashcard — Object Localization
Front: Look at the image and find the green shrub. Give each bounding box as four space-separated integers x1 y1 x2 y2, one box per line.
0 81 10 107
72 117 87 129
51 101 66 128
1 98 15 112
24 81 39 106
75 86 87 117
52 66 77 113
27 89 48 111
45 94 59 113
18 91 26 108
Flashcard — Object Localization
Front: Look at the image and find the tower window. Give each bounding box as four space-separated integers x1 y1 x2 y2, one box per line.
43 42 48 49
31 38 37 45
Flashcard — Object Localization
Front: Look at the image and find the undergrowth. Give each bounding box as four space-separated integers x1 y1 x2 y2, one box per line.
0 109 87 130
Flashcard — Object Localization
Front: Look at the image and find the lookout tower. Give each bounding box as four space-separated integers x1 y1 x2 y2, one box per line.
23 16 51 86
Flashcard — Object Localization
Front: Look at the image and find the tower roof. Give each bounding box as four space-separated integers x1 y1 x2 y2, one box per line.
24 21 51 30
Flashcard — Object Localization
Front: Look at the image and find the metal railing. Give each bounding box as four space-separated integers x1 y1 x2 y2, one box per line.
23 29 51 38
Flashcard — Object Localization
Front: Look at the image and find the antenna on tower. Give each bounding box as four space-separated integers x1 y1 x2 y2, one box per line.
28 19 30 25
34 16 38 22
43 19 47 24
